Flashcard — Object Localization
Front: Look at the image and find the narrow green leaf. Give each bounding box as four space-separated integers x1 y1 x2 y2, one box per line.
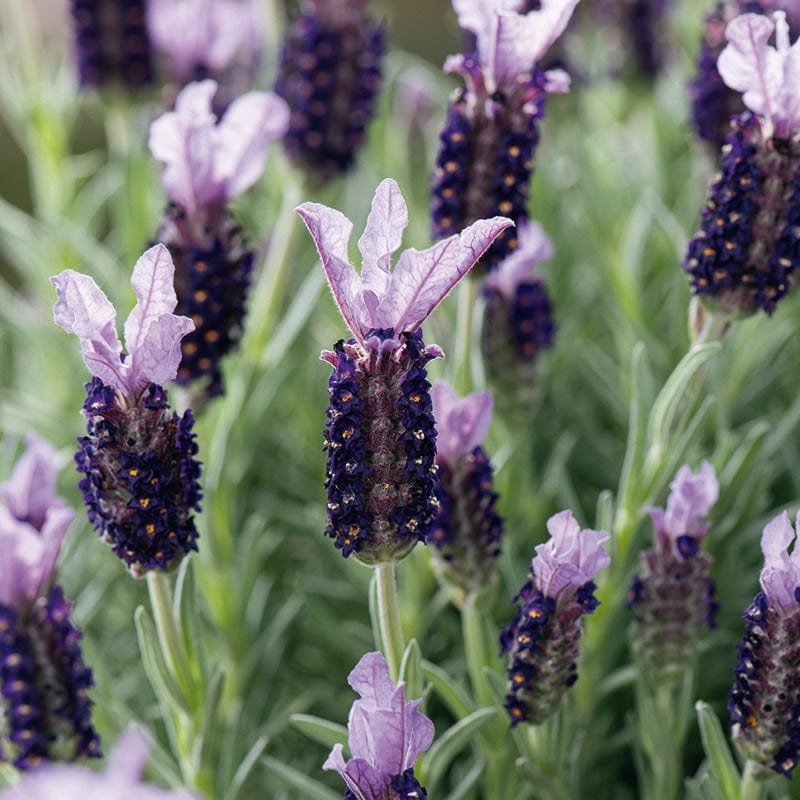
224 736 269 800
421 660 474 720
191 666 225 772
442 756 486 800
290 714 348 751
133 606 191 717
424 707 500 790
695 701 740 800
399 638 423 700
260 755 340 800
647 343 721 456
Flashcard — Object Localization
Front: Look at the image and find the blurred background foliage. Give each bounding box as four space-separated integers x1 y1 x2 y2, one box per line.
1 0 800 797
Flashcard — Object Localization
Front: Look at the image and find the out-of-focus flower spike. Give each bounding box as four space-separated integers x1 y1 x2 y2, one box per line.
729 511 800 778
0 728 198 798
69 0 154 90
482 219 555 409
432 0 578 272
627 462 720 677
147 0 264 108
324 652 433 799
684 11 800 316
427 382 503 605
297 179 512 563
149 79 288 398
0 436 100 769
274 0 387 184
500 510 610 725
51 246 202 577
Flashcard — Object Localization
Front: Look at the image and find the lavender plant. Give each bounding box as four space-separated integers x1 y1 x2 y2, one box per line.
51 245 201 576
148 79 288 399
0 436 100 770
8 1 800 798
431 0 577 270
684 10 800 316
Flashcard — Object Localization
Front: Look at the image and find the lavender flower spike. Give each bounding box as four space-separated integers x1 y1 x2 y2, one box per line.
150 80 289 398
431 0 577 270
683 11 800 315
482 219 555 407
0 435 100 769
427 382 504 604
52 246 202 576
501 510 610 725
298 179 511 563
324 652 434 800
0 728 198 799
729 511 800 777
628 462 720 677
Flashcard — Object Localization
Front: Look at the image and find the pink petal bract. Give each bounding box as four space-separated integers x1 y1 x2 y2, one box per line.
432 381 494 462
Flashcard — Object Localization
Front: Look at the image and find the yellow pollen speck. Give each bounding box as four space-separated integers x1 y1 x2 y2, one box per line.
508 146 521 157
145 524 155 535
195 261 208 273
129 468 139 477
139 497 150 508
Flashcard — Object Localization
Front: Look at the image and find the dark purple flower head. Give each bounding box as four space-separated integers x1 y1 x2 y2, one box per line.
629 462 720 676
0 438 99 769
482 219 555 405
149 80 289 240
501 510 609 725
274 0 386 183
431 0 576 271
683 15 800 319
147 0 263 97
427 382 503 602
324 652 434 800
69 0 154 90
52 247 202 576
729 511 800 777
298 181 510 563
0 728 197 798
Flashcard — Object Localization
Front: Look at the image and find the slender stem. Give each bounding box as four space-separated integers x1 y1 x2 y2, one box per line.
461 592 495 709
374 561 405 682
453 277 479 395
147 569 195 706
739 760 763 800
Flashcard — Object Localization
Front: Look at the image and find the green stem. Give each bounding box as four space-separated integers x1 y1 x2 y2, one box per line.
147 570 196 707
461 593 495 709
453 277 479 395
739 760 763 800
374 561 405 682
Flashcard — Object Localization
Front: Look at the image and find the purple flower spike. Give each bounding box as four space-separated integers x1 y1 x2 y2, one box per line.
69 0 153 90
274 0 387 183
298 178 513 348
501 510 610 725
148 0 263 98
324 652 433 800
298 181 510 563
683 11 800 317
718 11 800 140
431 0 576 270
52 245 193 401
729 511 800 778
52 248 202 576
149 80 289 235
428 382 503 603
0 728 198 798
482 219 555 407
629 462 720 677
0 436 100 769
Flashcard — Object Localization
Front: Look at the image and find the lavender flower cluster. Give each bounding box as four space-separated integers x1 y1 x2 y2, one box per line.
9 0 800 797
